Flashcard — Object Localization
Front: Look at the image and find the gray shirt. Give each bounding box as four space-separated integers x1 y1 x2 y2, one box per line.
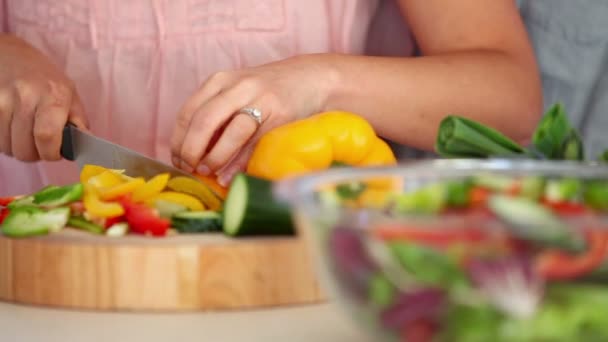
369 0 608 160
519 0 608 160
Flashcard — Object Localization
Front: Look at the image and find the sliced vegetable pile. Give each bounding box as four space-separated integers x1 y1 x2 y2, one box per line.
0 111 398 239
0 164 226 238
325 173 608 341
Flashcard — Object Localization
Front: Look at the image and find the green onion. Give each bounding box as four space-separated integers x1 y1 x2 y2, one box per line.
560 128 584 161
532 103 577 160
435 115 524 158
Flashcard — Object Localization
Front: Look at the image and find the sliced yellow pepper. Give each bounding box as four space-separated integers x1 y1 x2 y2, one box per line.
86 170 125 189
147 191 205 211
131 173 170 202
99 177 146 201
80 164 125 184
83 185 125 218
167 176 221 211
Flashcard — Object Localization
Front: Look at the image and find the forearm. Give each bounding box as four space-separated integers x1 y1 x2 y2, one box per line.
319 51 543 151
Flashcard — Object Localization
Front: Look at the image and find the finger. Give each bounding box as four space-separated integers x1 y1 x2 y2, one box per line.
200 110 259 173
178 81 258 172
216 142 256 187
67 91 89 130
33 85 73 161
171 71 234 167
11 84 40 162
0 88 14 155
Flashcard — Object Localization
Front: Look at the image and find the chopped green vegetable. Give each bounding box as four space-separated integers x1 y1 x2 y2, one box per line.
172 210 222 233
445 180 472 207
435 115 525 158
472 174 517 192
389 241 469 291
33 183 83 207
440 284 608 341
519 176 545 200
393 183 446 215
153 199 188 219
545 178 581 202
335 181 367 200
1 206 70 238
488 195 586 252
368 273 396 307
67 216 104 234
583 181 608 211
7 196 35 209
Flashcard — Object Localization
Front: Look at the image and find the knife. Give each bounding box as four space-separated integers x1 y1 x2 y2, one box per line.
60 123 203 181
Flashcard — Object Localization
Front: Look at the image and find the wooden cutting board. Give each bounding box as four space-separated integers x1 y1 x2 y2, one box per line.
0 230 325 311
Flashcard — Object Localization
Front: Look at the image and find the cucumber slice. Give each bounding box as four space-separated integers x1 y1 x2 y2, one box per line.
472 174 517 192
153 199 189 219
545 178 581 202
172 210 222 233
2 207 70 238
519 176 545 201
7 196 35 209
393 183 446 215
488 195 586 252
222 173 294 236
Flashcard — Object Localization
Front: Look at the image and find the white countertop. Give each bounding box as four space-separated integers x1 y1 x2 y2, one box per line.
0 301 371 342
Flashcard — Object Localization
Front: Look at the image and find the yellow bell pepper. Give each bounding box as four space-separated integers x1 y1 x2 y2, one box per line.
246 111 396 180
147 191 205 211
80 164 125 184
86 170 125 189
166 176 222 211
83 185 125 218
98 177 146 201
131 173 170 202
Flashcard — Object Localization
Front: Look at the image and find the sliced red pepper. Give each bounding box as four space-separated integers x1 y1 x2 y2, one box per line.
537 229 608 280
541 199 588 216
469 186 491 207
0 196 16 207
69 201 86 216
104 215 125 229
506 182 522 196
120 198 170 236
400 318 436 342
0 208 10 224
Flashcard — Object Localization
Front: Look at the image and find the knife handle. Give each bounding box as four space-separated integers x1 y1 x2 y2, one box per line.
60 122 76 161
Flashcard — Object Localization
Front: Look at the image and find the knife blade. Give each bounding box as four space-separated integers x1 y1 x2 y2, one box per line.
60 123 201 181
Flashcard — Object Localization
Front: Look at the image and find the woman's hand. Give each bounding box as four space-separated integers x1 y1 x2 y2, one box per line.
0 34 88 162
171 55 336 186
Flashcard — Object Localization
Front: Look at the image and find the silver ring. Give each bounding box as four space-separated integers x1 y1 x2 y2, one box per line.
236 107 263 126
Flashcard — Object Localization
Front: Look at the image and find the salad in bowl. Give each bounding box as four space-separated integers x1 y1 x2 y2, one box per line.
276 159 608 341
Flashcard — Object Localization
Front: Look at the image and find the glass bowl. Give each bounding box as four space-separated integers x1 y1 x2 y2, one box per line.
275 159 608 342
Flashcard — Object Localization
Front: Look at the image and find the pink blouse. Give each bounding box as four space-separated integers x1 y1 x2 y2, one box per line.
0 0 414 196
